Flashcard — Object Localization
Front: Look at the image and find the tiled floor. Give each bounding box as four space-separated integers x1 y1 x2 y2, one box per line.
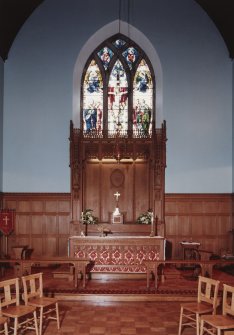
43 300 188 335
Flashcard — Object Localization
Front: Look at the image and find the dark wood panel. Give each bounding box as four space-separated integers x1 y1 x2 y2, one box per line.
2 193 71 258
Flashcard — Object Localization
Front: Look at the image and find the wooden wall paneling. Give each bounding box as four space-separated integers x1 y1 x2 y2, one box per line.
44 237 57 256
16 214 31 234
203 201 216 213
134 162 149 220
58 215 70 234
31 215 44 235
165 194 233 259
3 199 16 210
85 162 100 219
31 200 44 212
18 200 31 212
165 200 178 214
58 200 70 213
45 215 57 235
190 201 204 214
217 215 232 235
45 200 58 213
100 163 109 222
58 237 69 256
177 215 191 237
198 215 217 236
31 237 44 256
119 164 133 222
164 215 177 236
2 193 232 259
2 193 71 257
177 200 191 214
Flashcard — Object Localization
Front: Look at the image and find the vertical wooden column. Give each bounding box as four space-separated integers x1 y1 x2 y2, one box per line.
153 121 167 237
69 121 82 235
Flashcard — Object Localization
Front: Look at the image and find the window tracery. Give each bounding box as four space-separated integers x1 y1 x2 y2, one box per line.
81 34 155 138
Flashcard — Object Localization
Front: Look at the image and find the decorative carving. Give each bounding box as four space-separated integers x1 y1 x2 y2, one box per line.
110 169 125 188
70 236 165 273
69 120 167 234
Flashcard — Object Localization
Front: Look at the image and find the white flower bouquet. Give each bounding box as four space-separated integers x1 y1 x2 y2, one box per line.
81 209 98 224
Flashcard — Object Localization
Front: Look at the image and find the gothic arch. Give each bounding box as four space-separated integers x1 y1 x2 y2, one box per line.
73 20 163 128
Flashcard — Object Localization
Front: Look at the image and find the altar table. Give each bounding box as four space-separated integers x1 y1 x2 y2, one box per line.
69 236 165 273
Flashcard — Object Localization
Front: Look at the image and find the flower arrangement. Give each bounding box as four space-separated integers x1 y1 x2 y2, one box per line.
81 209 98 224
136 211 153 224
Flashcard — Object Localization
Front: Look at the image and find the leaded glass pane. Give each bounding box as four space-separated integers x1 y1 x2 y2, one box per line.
113 39 126 49
83 60 103 132
97 47 114 70
122 47 138 69
108 60 128 134
133 59 153 134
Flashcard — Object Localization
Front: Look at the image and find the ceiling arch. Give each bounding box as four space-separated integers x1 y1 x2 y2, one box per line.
0 0 233 61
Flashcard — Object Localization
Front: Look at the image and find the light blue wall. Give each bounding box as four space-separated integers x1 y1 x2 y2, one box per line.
0 58 3 192
2 0 233 193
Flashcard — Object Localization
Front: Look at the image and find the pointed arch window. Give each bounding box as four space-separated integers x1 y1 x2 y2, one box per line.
81 34 155 138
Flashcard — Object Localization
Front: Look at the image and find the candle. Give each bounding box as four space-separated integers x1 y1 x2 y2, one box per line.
151 212 155 237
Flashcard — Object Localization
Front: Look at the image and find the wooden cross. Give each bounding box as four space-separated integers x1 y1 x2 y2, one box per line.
114 191 120 201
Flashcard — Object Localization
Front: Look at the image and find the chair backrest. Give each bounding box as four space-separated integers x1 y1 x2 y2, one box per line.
22 272 44 304
197 276 220 310
0 277 20 308
222 284 234 317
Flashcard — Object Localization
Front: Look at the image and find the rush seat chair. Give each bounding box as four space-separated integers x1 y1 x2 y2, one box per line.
178 275 220 335
0 277 38 335
21 272 60 335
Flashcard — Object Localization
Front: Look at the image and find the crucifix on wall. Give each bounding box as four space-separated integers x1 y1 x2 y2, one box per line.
114 191 120 204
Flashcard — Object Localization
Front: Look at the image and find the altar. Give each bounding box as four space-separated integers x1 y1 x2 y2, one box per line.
69 236 165 273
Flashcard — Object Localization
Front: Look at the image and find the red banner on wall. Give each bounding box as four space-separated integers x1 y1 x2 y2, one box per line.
0 210 15 235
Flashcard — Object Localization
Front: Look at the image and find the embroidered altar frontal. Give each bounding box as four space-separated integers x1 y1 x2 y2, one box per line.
69 236 165 273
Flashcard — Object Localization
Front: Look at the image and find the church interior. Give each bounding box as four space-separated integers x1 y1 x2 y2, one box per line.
0 0 234 334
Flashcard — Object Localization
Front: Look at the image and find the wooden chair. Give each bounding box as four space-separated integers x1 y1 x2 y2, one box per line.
200 283 234 335
0 277 38 335
178 276 220 335
0 314 8 335
22 272 60 335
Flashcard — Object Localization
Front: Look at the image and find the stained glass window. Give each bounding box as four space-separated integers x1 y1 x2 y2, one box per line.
108 60 128 134
81 34 155 137
133 59 153 133
122 47 138 69
113 39 126 49
97 47 113 70
83 60 103 132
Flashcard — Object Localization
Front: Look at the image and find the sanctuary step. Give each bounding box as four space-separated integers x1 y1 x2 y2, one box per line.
52 264 74 281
